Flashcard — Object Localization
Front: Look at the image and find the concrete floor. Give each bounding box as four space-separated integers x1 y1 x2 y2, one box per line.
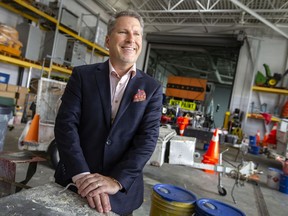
1 123 288 216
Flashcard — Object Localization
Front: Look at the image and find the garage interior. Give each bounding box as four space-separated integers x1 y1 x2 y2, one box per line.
0 0 288 215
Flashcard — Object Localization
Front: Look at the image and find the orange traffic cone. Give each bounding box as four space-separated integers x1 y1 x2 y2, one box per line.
262 132 269 148
24 114 40 144
281 101 288 118
256 130 261 146
177 117 189 136
202 128 219 174
267 123 277 147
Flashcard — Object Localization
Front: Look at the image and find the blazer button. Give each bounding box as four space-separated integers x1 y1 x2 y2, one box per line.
106 140 112 145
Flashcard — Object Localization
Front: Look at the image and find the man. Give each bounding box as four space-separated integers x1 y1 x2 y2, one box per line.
54 10 163 215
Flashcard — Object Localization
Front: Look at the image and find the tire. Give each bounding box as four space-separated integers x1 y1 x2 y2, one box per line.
218 185 227 196
48 139 60 169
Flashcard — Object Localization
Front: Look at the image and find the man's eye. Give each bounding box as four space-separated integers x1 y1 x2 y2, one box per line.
119 31 127 34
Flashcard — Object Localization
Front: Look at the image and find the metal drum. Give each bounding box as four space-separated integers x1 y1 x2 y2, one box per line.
150 184 197 216
195 198 246 216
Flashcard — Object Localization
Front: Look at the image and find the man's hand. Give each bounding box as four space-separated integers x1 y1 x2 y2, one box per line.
75 173 122 213
86 193 111 213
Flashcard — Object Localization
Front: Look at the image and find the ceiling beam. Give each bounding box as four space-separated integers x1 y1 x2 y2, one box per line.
144 22 288 28
138 9 288 13
230 0 288 40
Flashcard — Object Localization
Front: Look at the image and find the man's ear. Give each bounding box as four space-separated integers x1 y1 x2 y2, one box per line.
105 35 109 48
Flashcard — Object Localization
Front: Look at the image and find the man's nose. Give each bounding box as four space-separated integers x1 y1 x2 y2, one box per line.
125 33 135 42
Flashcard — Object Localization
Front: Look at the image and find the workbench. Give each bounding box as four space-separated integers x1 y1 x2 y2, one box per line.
0 182 118 215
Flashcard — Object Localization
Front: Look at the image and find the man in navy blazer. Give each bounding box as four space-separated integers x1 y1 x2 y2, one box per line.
54 10 162 215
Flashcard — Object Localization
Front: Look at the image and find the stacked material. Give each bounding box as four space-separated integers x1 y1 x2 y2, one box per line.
0 24 22 56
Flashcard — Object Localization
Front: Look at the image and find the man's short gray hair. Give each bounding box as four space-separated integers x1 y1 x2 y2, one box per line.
107 10 144 35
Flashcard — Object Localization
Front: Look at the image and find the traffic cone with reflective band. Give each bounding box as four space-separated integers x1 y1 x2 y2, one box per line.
256 130 261 146
267 123 277 147
262 132 269 147
177 116 189 136
281 100 288 118
24 114 39 144
202 128 219 174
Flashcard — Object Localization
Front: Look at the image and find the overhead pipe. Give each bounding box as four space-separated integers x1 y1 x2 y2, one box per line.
230 0 288 40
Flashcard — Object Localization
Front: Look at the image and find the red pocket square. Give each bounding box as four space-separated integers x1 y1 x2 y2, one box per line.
133 89 146 102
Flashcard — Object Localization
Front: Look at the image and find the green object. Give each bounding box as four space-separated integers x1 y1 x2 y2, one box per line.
255 71 266 85
263 63 271 77
0 96 15 107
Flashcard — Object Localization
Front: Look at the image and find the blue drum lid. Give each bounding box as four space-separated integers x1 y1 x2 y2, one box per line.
268 167 282 173
196 198 246 216
153 184 197 203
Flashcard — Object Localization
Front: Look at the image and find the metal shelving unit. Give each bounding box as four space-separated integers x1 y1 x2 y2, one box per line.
252 86 288 95
247 113 280 122
0 0 109 76
247 86 287 123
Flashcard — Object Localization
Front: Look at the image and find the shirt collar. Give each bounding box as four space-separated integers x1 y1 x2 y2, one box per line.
109 60 137 79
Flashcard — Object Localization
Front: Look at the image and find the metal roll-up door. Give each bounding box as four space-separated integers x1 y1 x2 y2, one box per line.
145 33 243 48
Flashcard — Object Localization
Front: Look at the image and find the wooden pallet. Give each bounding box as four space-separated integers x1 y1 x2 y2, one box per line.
0 44 21 57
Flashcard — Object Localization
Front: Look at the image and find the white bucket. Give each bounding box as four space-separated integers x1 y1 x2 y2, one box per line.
267 167 282 189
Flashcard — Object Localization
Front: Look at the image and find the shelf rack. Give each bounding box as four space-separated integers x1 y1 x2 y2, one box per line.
0 54 72 74
247 113 280 122
247 86 287 123
252 86 288 95
0 0 109 75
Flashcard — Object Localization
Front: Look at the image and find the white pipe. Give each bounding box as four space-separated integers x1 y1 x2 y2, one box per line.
207 55 233 85
230 0 288 40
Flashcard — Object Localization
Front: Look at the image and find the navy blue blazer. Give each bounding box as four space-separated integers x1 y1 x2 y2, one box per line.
54 60 163 215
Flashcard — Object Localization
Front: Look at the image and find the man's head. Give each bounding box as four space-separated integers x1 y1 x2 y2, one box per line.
105 10 144 69
107 10 144 36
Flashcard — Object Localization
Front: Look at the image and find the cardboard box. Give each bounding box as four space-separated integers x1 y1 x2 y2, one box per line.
0 83 7 91
6 84 18 92
16 97 26 107
17 93 27 100
17 86 29 94
0 91 16 98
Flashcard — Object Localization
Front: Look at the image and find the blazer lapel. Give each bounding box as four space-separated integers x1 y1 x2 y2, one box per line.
112 70 143 127
95 61 111 128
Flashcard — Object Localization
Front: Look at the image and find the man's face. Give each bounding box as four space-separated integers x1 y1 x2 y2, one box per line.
105 16 142 66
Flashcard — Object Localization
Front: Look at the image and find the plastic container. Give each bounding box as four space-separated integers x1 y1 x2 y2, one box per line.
267 167 282 190
249 145 260 155
150 184 197 216
0 105 13 151
279 174 288 194
249 135 256 146
195 198 246 216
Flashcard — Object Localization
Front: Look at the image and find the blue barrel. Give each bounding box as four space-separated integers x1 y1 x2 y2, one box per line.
279 174 288 194
248 146 260 155
195 198 246 216
249 135 256 146
150 184 197 216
